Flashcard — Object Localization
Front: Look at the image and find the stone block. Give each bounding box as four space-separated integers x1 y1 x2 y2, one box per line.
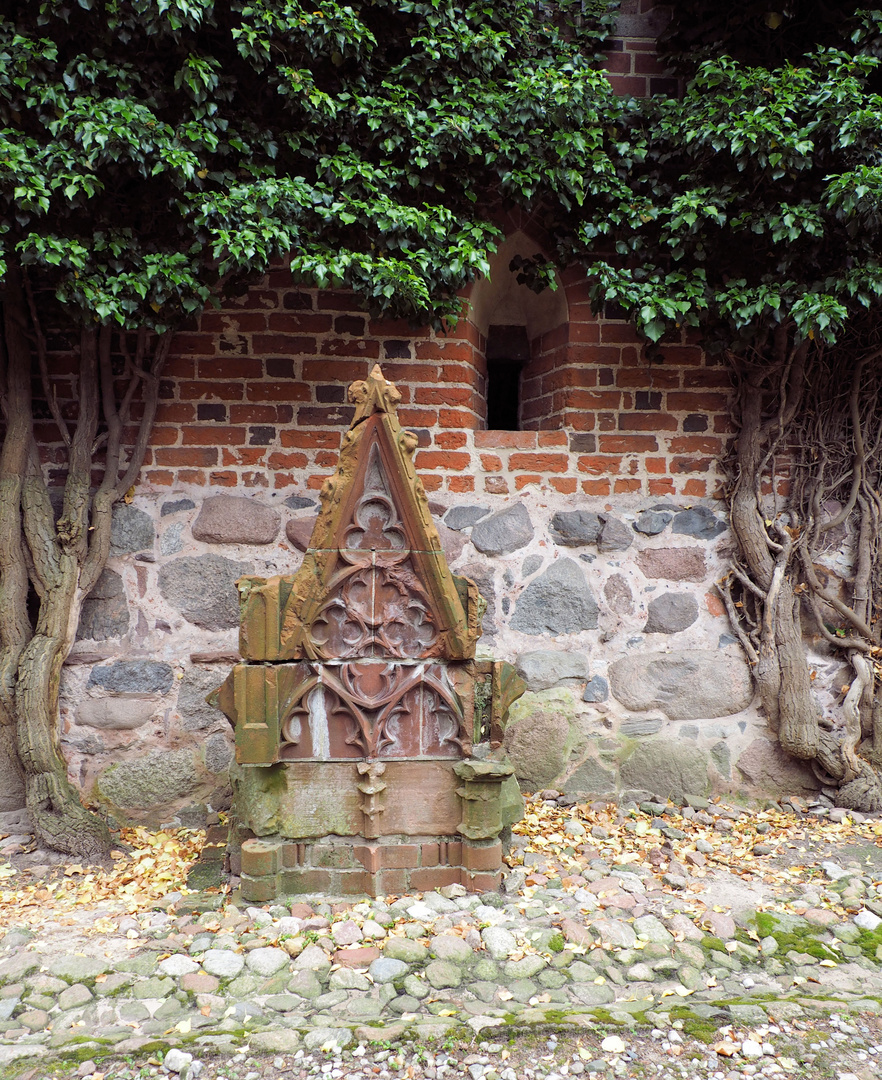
735 737 817 795
192 495 281 545
158 554 253 630
637 548 708 582
510 559 599 634
444 505 490 531
603 573 634 615
110 505 155 555
178 666 232 731
644 592 699 634
619 740 709 802
563 758 615 796
598 516 632 552
96 749 198 811
671 506 726 539
515 650 589 691
470 503 534 555
550 510 602 547
463 841 502 872
241 837 281 877
88 659 174 694
76 697 158 730
76 569 129 641
608 651 753 721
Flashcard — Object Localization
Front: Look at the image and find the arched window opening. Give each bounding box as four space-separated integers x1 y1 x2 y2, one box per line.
486 324 530 430
468 230 569 431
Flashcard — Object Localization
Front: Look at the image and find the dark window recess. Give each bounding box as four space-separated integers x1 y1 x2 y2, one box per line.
486 324 530 431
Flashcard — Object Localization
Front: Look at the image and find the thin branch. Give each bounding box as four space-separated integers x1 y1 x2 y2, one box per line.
714 578 758 664
22 270 71 449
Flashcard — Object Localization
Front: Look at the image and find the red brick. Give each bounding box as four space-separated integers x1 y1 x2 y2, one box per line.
145 470 174 486
578 455 621 475
550 476 578 494
415 450 471 471
154 447 218 466
616 368 679 388
463 871 502 893
230 404 280 424
421 474 443 491
415 386 474 407
421 843 440 867
221 447 266 466
658 345 702 365
666 392 728 411
480 453 502 472
317 289 359 310
201 311 268 332
410 867 462 891
538 431 567 447
268 451 308 471
171 332 217 356
668 435 722 454
474 430 537 449
178 380 244 400
438 363 481 385
598 435 658 453
315 450 338 467
448 475 475 492
684 370 732 388
149 427 181 446
177 468 207 484
281 430 341 449
613 478 642 493
646 457 667 474
567 321 603 344
155 403 196 423
485 476 509 493
307 473 331 489
379 844 420 869
252 334 317 355
303 359 365 381
398 408 438 427
463 842 502 872
246 381 311 402
671 456 713 473
197 358 263 379
243 471 269 487
209 470 238 486
267 312 332 333
682 478 707 496
379 362 438 384
435 431 467 449
581 479 611 495
320 338 380 358
604 50 633 73
514 473 542 490
509 452 568 473
415 341 474 362
439 408 476 429
649 477 676 495
618 412 678 431
566 390 622 410
182 425 246 445
607 74 650 96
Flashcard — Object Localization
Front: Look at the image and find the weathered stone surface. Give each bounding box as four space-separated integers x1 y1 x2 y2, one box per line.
504 693 573 789
435 520 466 563
461 563 496 634
521 554 543 577
671 506 727 539
76 569 129 641
161 498 195 517
550 511 602 547
110 505 155 555
603 573 634 615
88 660 174 694
608 651 753 721
470 503 534 556
563 758 615 795
515 650 589 692
76 697 158 730
511 559 598 634
160 521 184 556
177 666 231 731
245 947 289 976
192 495 281 545
736 737 818 795
158 554 252 630
598 516 633 552
637 548 708 582
284 495 316 510
620 717 663 737
619 740 709 801
644 592 699 634
201 950 245 979
204 733 234 774
444 505 490 531
582 676 609 703
710 740 731 776
634 510 672 536
285 517 316 552
97 749 198 810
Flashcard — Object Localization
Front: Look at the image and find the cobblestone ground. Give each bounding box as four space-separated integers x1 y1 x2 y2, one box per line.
3 793 882 1080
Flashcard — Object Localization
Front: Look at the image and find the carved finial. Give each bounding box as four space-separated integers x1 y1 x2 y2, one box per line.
348 364 402 425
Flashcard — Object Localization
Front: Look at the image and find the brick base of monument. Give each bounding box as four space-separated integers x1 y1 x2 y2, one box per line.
237 834 504 901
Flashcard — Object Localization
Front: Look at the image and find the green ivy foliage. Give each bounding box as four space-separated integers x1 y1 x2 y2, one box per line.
0 0 625 330
564 8 882 350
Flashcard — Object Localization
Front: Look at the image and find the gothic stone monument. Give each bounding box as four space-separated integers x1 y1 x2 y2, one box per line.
212 365 525 900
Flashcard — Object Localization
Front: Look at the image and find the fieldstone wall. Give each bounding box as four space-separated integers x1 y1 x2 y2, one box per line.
61 486 824 826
